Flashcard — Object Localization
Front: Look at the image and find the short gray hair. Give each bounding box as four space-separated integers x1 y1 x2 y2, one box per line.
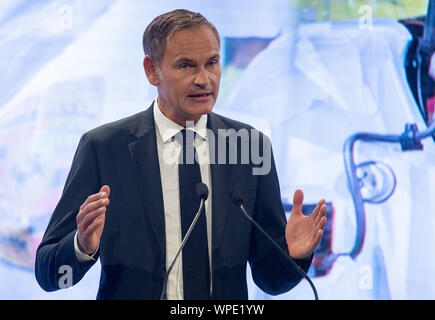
142 9 220 65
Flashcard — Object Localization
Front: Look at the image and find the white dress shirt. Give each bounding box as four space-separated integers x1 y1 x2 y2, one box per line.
74 99 213 300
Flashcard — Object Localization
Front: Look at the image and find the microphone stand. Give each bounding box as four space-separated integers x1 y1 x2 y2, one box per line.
160 198 206 300
237 202 319 300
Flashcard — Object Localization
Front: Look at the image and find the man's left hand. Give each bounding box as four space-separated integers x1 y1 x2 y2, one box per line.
285 189 327 259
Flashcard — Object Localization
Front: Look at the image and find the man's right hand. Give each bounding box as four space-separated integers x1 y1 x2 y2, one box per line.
76 185 111 255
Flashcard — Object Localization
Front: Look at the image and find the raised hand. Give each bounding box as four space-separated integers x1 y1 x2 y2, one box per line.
76 185 110 255
285 189 327 259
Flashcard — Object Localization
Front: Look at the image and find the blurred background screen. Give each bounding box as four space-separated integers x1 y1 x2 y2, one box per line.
1 0 434 299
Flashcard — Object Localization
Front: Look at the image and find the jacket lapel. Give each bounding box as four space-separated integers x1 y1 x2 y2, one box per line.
207 113 234 252
126 107 235 258
127 104 166 255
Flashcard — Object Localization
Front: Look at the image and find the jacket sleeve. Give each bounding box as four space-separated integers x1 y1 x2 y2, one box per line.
248 135 313 296
35 132 101 292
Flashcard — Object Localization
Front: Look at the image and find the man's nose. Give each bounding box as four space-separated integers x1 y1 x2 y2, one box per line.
193 68 210 87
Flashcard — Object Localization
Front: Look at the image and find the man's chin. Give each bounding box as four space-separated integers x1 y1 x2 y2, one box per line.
186 103 215 116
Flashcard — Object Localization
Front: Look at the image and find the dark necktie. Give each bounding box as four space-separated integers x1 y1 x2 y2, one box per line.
177 129 210 299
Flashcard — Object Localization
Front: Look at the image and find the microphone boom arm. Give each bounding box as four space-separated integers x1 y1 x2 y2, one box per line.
160 198 206 300
238 203 319 300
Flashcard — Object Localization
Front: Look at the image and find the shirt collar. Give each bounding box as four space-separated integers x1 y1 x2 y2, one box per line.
153 98 208 143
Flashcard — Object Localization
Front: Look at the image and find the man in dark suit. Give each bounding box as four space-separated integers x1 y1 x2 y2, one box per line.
35 9 327 299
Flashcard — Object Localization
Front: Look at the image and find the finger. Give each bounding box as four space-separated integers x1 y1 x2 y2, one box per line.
80 205 107 231
86 196 110 215
77 196 109 228
77 192 109 223
80 216 105 240
81 191 107 209
100 185 111 198
313 229 324 248
291 189 304 216
316 215 327 231
314 202 327 225
87 216 105 235
311 198 325 219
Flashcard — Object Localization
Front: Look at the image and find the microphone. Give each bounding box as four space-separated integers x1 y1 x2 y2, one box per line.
196 183 209 201
160 182 209 300
229 189 319 300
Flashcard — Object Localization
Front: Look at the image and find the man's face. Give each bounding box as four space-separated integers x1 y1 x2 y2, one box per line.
146 26 221 126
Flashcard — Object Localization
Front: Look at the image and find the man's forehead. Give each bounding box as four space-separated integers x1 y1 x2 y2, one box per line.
172 50 220 63
168 25 219 43
166 27 220 57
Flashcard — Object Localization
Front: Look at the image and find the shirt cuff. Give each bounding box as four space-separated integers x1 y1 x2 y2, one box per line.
74 231 99 262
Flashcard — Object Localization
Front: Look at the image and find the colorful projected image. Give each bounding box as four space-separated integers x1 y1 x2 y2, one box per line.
0 0 434 299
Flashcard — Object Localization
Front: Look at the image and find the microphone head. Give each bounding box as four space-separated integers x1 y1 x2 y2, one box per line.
196 183 209 200
229 189 244 206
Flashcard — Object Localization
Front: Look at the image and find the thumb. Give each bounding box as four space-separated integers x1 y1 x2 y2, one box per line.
100 185 111 197
291 189 304 216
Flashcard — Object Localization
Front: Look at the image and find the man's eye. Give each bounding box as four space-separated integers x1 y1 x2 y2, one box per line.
179 63 191 69
207 60 217 67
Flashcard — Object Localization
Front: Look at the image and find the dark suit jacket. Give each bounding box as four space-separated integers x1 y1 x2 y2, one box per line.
35 103 312 299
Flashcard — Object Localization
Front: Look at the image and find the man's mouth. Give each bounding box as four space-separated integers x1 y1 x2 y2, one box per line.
188 92 212 98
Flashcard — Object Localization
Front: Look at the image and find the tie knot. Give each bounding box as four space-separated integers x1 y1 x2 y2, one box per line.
175 129 196 148
176 129 198 165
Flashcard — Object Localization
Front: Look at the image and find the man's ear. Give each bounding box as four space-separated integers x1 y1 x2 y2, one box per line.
143 55 160 86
